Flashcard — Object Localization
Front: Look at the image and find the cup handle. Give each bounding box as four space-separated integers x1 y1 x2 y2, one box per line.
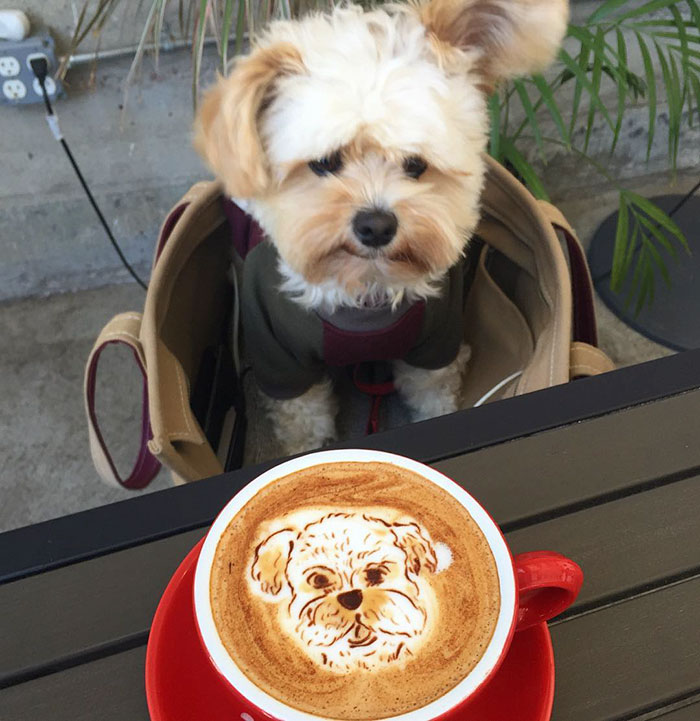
514 551 583 631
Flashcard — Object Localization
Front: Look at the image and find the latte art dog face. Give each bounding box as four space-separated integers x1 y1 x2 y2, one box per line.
209 462 501 719
250 511 446 671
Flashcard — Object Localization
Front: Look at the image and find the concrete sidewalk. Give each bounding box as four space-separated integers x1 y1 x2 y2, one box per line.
0 284 172 533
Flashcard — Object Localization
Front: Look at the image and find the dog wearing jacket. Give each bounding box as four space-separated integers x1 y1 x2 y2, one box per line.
194 0 569 454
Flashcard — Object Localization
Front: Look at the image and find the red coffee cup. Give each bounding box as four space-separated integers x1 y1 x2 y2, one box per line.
193 449 582 720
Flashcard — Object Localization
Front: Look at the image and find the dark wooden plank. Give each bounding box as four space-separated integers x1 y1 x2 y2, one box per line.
0 528 204 688
650 700 700 720
0 647 148 721
3 580 697 721
2 351 700 585
550 577 700 721
435 390 700 530
3 474 698 692
507 476 700 613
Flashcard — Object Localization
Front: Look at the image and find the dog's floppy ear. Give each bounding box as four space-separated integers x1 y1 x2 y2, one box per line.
420 0 568 90
251 528 296 597
193 43 304 198
392 522 438 576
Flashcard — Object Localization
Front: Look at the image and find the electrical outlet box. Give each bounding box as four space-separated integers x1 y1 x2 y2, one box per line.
0 34 62 105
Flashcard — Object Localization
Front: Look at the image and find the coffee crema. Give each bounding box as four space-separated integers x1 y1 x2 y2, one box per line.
209 461 500 719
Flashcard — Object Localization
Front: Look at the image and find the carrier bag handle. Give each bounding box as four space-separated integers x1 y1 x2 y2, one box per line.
84 313 161 489
153 181 218 263
536 201 615 378
537 200 598 347
569 341 616 379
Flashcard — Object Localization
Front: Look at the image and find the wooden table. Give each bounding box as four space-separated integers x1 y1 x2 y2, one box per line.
2 350 699 721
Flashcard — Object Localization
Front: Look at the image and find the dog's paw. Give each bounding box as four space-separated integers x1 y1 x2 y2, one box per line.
279 432 337 457
262 379 338 456
394 343 471 421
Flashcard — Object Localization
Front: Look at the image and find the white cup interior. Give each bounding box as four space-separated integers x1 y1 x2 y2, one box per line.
193 449 517 721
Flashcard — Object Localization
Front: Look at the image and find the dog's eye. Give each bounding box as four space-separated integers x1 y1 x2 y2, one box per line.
309 151 343 176
309 573 331 589
403 156 427 179
365 568 385 586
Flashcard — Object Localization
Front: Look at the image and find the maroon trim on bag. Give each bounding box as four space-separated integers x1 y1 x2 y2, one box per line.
221 197 265 260
86 341 161 490
155 203 188 262
322 302 425 367
556 225 598 347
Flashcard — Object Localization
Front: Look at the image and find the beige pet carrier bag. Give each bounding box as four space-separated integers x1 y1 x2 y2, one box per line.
85 157 614 488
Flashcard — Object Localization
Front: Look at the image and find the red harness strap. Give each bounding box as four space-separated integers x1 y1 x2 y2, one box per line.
352 362 396 435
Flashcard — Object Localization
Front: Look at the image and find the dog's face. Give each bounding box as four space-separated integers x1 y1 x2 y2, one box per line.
250 511 443 671
195 0 568 306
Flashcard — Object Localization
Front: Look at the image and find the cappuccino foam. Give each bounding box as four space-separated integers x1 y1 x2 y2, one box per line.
210 461 500 719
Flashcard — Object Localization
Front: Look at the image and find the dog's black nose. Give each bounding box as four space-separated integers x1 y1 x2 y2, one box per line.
337 589 363 610
352 209 398 248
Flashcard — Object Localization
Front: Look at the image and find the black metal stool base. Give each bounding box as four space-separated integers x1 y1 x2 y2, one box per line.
588 194 700 352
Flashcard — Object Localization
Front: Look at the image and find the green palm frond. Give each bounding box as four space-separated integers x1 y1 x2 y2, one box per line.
220 0 235 70
531 73 571 148
612 190 691 310
192 0 209 106
513 79 545 159
488 92 502 162
612 192 631 286
612 29 628 154
499 0 700 310
635 31 658 159
501 138 551 201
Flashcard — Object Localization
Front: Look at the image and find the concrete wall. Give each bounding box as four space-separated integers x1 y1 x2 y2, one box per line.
1 49 210 298
1 1 219 299
10 0 186 54
1 0 698 300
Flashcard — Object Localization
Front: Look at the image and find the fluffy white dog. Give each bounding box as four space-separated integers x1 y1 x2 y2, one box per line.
250 511 442 671
195 0 569 453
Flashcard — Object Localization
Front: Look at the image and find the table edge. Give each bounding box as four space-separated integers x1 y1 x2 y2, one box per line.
2 349 699 585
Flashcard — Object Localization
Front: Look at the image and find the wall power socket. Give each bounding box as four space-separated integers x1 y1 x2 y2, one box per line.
0 33 62 105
